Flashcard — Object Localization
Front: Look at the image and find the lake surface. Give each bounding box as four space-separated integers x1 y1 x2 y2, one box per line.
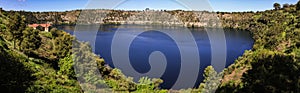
58 25 254 89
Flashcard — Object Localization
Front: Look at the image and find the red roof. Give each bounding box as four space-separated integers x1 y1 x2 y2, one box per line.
28 24 52 28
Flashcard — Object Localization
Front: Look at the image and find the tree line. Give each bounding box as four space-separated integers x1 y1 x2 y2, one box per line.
0 1 300 92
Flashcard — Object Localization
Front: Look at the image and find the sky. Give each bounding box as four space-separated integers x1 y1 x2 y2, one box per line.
0 0 298 12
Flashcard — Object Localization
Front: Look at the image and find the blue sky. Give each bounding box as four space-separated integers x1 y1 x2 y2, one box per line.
0 0 298 12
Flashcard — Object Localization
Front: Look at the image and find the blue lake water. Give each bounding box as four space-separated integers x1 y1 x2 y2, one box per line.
58 25 254 89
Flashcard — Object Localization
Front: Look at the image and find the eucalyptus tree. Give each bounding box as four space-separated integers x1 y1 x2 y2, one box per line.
273 3 281 10
6 12 26 49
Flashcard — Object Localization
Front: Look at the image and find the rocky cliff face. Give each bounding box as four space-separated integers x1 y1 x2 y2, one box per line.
17 9 254 28
14 10 81 25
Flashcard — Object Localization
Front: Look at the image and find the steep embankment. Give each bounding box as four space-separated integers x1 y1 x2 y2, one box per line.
1 2 300 92
1 9 167 92
0 32 83 92
15 9 254 28
216 4 300 93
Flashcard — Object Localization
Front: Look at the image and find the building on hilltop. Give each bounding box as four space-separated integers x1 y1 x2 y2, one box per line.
28 23 52 32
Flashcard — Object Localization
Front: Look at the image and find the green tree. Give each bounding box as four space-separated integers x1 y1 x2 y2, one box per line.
273 3 281 10
0 14 6 35
27 62 82 93
58 55 76 78
51 29 74 60
283 3 290 8
20 27 41 56
6 12 26 49
241 51 300 93
135 77 165 93
198 66 221 93
0 36 35 92
297 1 300 10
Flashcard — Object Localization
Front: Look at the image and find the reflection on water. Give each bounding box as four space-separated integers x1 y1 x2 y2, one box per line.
58 25 254 89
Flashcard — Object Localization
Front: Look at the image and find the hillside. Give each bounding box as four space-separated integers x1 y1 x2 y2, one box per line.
0 8 169 92
216 3 300 93
9 9 253 28
0 1 300 93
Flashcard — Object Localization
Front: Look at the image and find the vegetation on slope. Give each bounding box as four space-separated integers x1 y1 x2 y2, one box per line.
215 2 300 93
0 1 300 93
0 9 166 92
